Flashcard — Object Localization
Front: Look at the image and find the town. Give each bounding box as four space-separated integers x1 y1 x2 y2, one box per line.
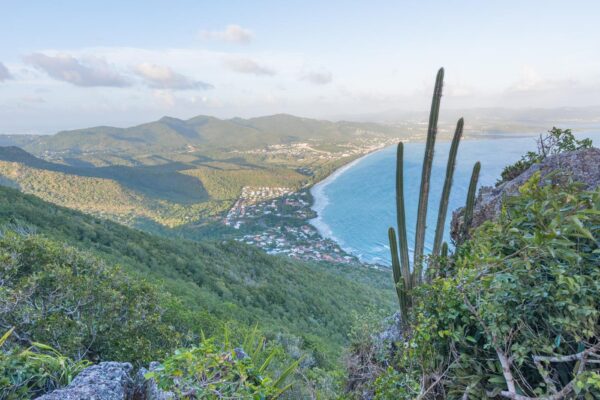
224 186 361 265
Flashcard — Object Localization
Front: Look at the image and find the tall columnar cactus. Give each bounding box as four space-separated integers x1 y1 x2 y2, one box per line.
388 68 481 322
395 143 411 289
463 161 481 237
432 118 463 258
388 228 408 319
413 68 444 282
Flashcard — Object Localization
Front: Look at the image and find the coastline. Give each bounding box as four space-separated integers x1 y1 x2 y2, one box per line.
308 144 396 264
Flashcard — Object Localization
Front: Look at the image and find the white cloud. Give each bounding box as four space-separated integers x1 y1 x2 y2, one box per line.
153 90 176 107
0 62 13 81
134 63 213 90
200 24 254 44
301 70 332 85
225 57 275 76
23 53 130 87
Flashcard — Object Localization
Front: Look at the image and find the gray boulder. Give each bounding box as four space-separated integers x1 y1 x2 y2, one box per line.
451 147 600 243
134 362 175 400
36 362 133 400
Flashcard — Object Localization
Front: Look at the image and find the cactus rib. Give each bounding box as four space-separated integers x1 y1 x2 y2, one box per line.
463 161 481 237
413 67 444 282
395 143 411 289
432 118 463 257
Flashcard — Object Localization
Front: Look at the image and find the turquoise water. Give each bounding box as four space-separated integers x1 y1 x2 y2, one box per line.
310 131 600 265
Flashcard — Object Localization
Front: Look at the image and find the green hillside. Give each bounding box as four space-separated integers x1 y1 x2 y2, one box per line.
22 114 405 160
0 185 395 368
0 146 308 227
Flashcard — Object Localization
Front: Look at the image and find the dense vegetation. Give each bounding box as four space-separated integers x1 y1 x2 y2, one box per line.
347 69 599 399
0 147 309 227
147 330 301 399
0 184 394 398
364 173 600 399
0 329 91 399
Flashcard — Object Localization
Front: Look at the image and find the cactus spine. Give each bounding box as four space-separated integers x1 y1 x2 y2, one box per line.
413 67 444 282
463 161 481 237
432 118 463 257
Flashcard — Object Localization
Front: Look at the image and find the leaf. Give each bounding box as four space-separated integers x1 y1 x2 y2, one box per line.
0 327 14 347
569 216 595 241
273 357 302 388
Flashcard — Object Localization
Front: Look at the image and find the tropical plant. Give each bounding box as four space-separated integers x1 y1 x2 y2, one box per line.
0 328 90 399
146 329 301 399
387 68 480 323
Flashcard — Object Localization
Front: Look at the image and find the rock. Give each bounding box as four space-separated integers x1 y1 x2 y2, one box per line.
451 147 600 243
36 362 133 400
374 311 402 347
133 362 175 400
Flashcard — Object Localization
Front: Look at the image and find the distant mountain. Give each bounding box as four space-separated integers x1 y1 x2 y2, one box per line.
21 113 406 158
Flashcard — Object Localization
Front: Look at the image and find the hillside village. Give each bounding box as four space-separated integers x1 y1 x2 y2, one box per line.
225 186 362 265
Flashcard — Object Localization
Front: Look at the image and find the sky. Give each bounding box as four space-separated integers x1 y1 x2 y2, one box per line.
1 0 600 134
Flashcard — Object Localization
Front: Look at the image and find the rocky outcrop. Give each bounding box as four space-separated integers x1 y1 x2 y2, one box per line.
36 362 133 400
451 147 600 243
133 362 175 400
35 361 174 400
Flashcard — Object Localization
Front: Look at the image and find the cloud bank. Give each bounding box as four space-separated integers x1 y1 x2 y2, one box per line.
23 53 130 87
134 63 213 90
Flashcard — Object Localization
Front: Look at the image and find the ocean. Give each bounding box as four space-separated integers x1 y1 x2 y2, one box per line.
310 131 600 265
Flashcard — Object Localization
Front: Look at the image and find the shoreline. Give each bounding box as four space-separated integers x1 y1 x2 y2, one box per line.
307 144 396 265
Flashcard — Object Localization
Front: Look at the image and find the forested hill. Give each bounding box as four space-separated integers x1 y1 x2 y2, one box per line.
0 184 395 367
17 114 405 157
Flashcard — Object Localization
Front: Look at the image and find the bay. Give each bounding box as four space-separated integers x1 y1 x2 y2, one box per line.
310 131 600 265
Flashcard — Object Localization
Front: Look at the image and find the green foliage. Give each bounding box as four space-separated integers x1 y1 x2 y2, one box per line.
147 332 300 399
0 329 90 399
0 185 394 382
373 367 420 400
374 173 600 398
0 231 187 364
497 127 592 185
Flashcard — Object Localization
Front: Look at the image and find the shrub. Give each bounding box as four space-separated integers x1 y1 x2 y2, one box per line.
372 173 600 399
497 127 592 185
0 230 186 364
0 328 90 399
147 331 301 399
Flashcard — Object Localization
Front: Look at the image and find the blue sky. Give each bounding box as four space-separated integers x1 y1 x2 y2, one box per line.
1 0 599 133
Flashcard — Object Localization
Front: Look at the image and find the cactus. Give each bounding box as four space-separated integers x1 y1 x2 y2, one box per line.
463 161 481 237
413 67 444 282
395 143 411 289
387 68 481 323
388 228 408 320
432 118 463 257
441 241 448 259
